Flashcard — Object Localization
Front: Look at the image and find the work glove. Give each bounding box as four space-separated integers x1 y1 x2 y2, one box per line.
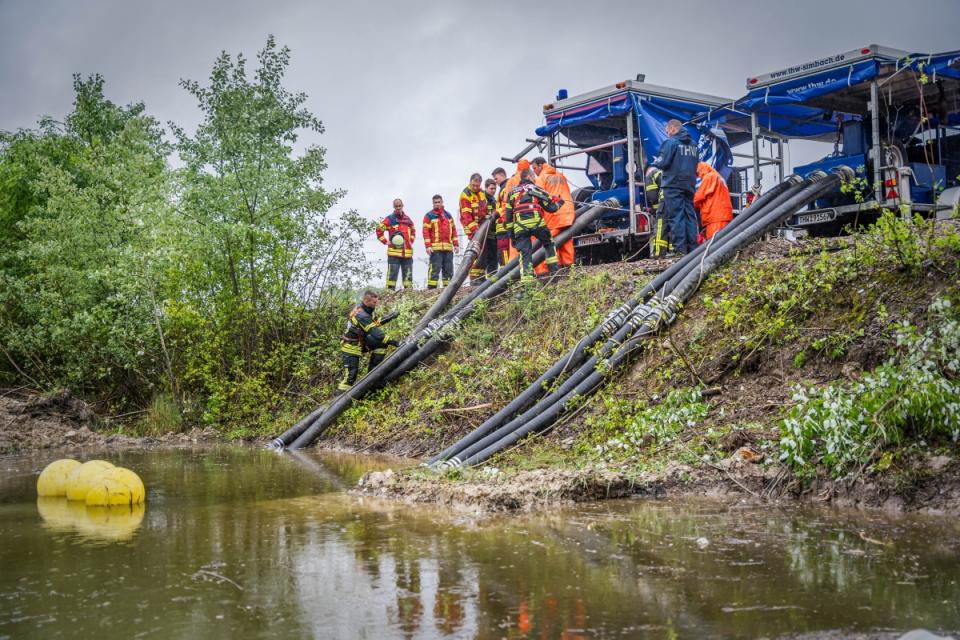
387 338 401 348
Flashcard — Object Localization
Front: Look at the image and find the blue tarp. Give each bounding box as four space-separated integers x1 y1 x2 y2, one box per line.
704 104 839 141
921 50 960 80
740 59 880 109
740 50 960 110
535 91 734 173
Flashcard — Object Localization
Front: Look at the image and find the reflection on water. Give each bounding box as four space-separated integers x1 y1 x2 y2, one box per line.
36 497 145 543
0 447 958 639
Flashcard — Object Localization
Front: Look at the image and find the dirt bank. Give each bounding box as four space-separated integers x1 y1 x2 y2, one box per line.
0 388 223 454
355 451 960 515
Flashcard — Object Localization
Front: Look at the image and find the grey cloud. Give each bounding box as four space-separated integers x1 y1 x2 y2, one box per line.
2 0 958 278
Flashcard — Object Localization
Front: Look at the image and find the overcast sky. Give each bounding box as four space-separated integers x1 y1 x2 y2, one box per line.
2 0 958 282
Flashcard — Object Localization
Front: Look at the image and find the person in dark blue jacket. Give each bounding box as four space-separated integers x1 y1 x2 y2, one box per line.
646 119 699 255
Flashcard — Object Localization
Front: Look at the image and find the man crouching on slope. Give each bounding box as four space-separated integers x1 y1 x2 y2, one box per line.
338 290 400 391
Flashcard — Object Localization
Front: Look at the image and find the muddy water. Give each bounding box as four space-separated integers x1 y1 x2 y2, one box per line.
0 448 958 639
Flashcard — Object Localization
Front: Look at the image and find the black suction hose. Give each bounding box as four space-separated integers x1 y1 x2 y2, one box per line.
412 216 496 334
427 175 808 466
274 216 499 449
445 169 851 468
285 200 617 449
380 200 618 385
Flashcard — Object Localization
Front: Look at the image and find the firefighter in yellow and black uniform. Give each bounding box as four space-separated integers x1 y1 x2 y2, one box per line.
646 168 673 258
504 168 562 281
338 290 400 391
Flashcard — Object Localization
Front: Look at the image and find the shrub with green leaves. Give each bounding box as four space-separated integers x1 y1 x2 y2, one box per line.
779 297 960 478
594 387 708 460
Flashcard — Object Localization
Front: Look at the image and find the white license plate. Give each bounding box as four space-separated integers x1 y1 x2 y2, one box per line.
575 234 604 247
796 210 835 225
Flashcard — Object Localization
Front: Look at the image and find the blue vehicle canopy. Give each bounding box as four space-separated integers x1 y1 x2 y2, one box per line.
535 80 742 190
741 45 960 116
732 45 960 205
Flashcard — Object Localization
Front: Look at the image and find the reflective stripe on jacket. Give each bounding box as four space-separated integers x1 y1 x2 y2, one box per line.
486 193 506 235
422 208 459 252
505 181 559 233
376 212 416 258
459 187 488 239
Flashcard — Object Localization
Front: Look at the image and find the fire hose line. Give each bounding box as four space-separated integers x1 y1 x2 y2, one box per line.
379 200 621 385
270 215 495 449
415 202 596 334
450 171 849 469
427 175 808 467
281 200 618 450
434 169 851 469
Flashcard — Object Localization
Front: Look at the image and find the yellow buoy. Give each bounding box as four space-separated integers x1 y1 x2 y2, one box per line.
65 460 114 501
85 467 146 506
36 458 81 496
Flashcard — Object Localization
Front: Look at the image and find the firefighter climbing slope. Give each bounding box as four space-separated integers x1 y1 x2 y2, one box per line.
338 290 400 391
505 169 563 281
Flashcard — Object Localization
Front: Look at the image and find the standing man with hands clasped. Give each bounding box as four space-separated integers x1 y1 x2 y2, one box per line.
422 194 460 289
646 119 699 256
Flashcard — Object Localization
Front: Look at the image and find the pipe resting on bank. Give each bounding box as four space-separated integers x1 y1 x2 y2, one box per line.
431 169 852 469
276 199 616 450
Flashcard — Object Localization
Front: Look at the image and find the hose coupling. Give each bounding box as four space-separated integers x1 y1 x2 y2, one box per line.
600 308 627 335
832 165 856 183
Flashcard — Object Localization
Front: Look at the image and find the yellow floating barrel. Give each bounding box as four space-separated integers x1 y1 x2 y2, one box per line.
85 467 146 506
65 460 114 501
37 458 82 497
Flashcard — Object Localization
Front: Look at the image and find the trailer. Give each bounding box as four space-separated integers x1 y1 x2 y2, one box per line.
505 80 750 262
734 44 960 234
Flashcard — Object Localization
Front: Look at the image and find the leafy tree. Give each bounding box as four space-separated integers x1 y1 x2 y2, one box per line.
0 40 373 433
168 36 373 429
0 75 174 403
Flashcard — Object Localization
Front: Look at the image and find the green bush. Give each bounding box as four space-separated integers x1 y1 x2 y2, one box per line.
592 387 708 460
779 297 960 478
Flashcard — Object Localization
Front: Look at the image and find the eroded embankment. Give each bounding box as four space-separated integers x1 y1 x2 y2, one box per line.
0 388 221 454
333 224 960 513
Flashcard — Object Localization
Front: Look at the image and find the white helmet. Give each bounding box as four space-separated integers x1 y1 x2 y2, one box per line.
390 233 405 248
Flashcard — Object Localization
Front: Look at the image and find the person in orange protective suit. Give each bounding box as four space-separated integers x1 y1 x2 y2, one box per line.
693 162 733 240
531 156 575 273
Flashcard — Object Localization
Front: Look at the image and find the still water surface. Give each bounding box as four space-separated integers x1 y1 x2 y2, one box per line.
0 447 958 639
